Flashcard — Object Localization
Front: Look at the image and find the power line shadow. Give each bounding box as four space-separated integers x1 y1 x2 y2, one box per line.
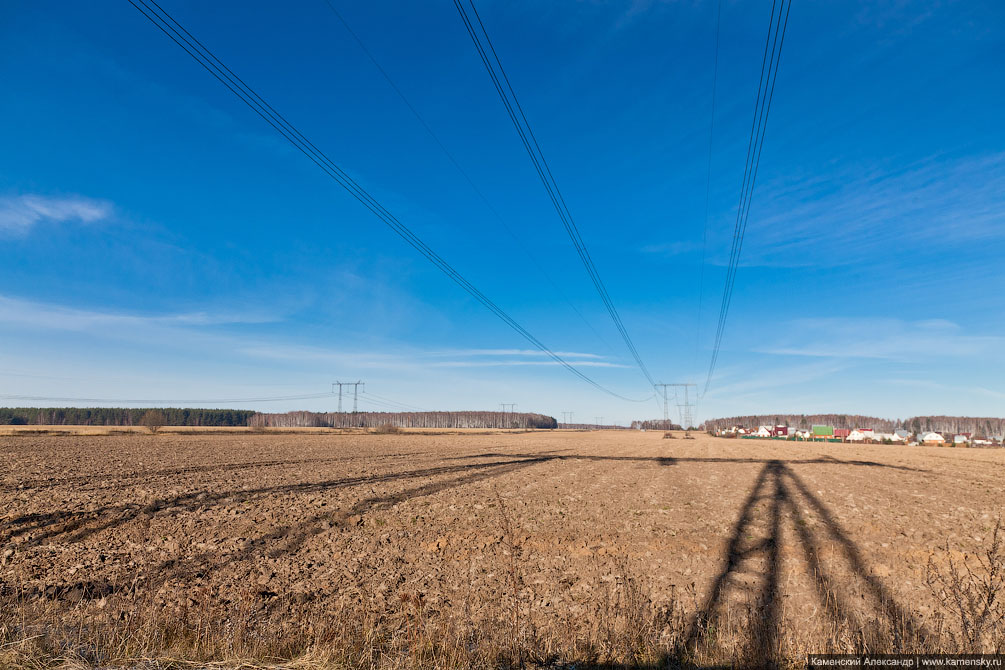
441 452 925 473
12 452 430 493
1 457 551 548
94 455 550 601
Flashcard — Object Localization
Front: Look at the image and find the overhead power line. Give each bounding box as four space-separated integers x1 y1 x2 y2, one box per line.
703 0 792 396
361 390 430 412
695 0 723 370
453 0 656 388
319 1 617 358
126 0 649 402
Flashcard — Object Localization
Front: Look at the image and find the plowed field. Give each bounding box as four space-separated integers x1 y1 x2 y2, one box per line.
2 430 1002 666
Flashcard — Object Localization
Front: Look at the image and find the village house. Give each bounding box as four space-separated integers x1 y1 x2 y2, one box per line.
920 431 945 446
771 425 789 437
755 425 772 438
834 428 850 440
811 425 835 440
895 429 911 441
952 433 971 446
847 429 868 442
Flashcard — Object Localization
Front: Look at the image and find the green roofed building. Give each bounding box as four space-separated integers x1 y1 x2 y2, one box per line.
811 425 835 437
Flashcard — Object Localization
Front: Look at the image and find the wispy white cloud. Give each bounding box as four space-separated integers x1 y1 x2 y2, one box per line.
0 194 112 236
237 344 417 371
240 344 624 370
0 295 276 334
420 347 623 367
639 240 701 257
757 317 1005 361
884 378 1005 402
428 348 604 359
732 152 1005 267
0 295 622 374
430 359 628 368
703 359 851 399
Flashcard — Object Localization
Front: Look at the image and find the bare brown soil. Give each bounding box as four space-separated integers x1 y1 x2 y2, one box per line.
1 430 1002 667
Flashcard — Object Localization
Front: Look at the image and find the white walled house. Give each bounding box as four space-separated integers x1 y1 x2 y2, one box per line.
755 426 772 438
847 430 867 442
920 432 945 445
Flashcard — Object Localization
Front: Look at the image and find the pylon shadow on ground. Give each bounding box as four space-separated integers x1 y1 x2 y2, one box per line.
680 460 929 666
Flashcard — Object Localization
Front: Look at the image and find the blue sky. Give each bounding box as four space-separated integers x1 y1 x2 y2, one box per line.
2 0 1004 424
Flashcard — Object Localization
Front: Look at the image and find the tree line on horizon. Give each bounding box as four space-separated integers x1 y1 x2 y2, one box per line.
630 420 684 431
1 407 558 429
250 411 558 429
0 407 256 426
703 414 1005 437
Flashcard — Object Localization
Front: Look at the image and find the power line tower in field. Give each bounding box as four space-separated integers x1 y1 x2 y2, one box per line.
674 384 696 437
333 381 365 412
562 411 573 428
499 403 516 428
654 383 696 438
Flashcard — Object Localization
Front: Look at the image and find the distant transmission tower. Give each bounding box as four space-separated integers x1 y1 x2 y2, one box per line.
654 383 696 436
595 416 603 430
675 384 695 435
333 380 364 412
499 402 516 428
562 411 573 428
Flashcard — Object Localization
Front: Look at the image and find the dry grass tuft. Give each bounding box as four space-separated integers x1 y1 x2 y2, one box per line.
926 516 1005 651
372 424 402 435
